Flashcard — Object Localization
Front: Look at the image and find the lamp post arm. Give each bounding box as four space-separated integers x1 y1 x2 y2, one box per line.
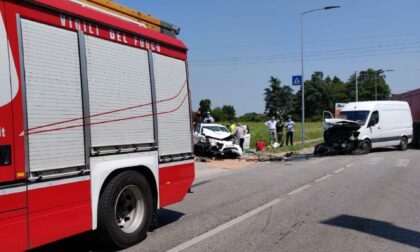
302 8 324 16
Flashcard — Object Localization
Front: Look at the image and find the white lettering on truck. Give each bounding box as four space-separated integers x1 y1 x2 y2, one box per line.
60 14 100 35
0 127 5 138
59 13 161 52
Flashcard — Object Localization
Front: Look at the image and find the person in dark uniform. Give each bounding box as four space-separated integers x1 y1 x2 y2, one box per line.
276 116 284 147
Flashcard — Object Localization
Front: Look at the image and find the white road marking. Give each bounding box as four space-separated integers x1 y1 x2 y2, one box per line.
167 198 283 252
315 174 332 183
395 159 410 167
288 184 312 196
334 167 345 173
345 163 355 168
368 157 384 165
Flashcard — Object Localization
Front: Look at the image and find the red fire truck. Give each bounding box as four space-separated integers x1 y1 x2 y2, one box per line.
0 0 194 250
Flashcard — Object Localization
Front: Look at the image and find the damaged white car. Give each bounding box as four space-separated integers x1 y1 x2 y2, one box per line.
193 123 243 157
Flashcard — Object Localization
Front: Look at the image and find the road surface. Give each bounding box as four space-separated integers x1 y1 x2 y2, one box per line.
35 148 420 252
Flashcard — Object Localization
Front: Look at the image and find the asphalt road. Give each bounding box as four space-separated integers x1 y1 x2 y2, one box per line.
35 148 420 252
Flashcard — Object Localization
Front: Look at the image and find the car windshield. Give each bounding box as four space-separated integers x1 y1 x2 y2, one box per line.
338 110 370 124
202 126 230 133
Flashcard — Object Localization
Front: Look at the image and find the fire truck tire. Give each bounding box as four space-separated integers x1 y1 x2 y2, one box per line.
97 171 153 249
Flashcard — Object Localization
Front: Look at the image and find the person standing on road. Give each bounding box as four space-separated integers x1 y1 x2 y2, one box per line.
265 116 278 146
285 115 295 146
194 108 202 125
276 115 284 147
203 111 215 123
234 123 246 150
229 120 237 134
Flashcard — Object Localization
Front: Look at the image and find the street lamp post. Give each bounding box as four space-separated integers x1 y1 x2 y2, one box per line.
300 6 340 144
355 71 358 102
375 69 394 100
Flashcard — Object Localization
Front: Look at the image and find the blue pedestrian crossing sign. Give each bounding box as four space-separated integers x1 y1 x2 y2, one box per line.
292 75 302 86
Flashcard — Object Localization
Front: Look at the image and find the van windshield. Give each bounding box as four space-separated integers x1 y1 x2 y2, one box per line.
338 111 370 124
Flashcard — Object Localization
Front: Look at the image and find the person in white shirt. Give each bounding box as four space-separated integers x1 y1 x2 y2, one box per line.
203 112 215 123
265 116 278 145
285 115 296 146
234 123 246 150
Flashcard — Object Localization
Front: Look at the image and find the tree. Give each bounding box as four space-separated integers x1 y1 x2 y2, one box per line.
264 76 295 117
238 112 267 122
294 72 330 120
211 107 226 122
325 76 347 112
344 69 391 102
199 99 212 114
222 105 236 121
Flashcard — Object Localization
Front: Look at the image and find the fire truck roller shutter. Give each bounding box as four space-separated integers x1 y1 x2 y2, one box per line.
21 19 85 172
152 53 192 156
85 36 154 147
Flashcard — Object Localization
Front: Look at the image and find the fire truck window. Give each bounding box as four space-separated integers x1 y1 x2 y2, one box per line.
0 145 11 166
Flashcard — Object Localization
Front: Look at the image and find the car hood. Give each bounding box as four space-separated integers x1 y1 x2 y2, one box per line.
325 118 362 128
202 128 232 140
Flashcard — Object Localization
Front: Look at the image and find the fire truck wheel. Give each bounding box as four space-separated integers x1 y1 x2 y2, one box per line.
97 171 153 249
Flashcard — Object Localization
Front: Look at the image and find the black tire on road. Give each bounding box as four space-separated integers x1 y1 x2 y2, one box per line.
97 171 153 249
359 139 371 154
399 136 408 151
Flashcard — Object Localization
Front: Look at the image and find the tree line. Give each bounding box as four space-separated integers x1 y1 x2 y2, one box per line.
196 68 391 122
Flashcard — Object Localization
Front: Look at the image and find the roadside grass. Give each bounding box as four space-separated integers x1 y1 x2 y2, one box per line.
242 121 324 149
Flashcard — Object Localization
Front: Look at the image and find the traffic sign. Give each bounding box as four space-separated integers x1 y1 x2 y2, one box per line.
292 75 302 86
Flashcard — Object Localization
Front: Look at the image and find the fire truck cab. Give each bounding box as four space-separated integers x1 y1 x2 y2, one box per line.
0 0 194 250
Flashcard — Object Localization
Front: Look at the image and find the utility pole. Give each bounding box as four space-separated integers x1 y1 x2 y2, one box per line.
374 74 377 101
355 71 358 102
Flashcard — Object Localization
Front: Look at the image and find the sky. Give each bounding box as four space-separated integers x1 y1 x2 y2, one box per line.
119 0 420 115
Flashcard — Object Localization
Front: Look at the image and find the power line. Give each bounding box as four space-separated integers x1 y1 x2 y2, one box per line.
190 48 420 67
190 41 420 64
189 33 420 51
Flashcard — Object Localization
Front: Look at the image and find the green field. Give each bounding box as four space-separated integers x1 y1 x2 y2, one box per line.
241 121 324 151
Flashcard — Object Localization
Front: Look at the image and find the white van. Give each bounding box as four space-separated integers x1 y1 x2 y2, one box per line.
334 101 413 153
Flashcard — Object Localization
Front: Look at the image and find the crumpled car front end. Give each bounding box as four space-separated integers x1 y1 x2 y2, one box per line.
315 119 362 155
194 127 243 158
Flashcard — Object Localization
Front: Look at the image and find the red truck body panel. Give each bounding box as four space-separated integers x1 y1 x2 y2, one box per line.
391 88 420 121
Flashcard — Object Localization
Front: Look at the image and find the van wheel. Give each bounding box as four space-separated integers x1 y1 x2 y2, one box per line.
399 137 408 151
97 171 153 249
358 140 371 154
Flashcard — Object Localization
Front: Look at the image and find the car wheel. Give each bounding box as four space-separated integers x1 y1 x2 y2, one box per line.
97 171 153 249
359 139 371 154
399 137 408 151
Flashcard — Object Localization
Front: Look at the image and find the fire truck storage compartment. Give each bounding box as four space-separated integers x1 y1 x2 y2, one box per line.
153 53 192 156
21 19 85 172
85 35 154 148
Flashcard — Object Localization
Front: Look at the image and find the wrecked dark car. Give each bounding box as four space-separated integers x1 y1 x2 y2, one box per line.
193 123 243 158
314 118 363 156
